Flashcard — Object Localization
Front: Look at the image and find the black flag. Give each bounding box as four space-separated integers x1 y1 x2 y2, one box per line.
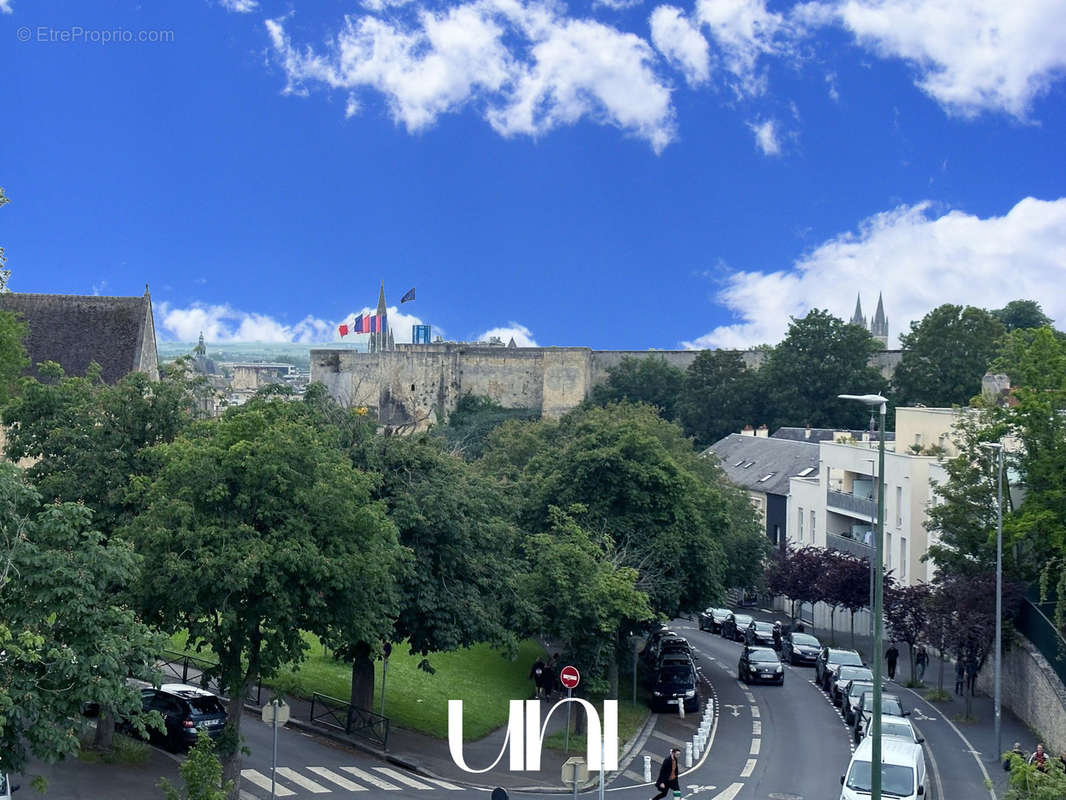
400 287 416 303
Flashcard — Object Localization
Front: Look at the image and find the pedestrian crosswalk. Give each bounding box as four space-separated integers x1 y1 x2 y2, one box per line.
240 766 465 797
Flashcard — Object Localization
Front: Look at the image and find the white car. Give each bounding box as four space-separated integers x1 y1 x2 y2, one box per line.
880 715 925 745
840 737 928 800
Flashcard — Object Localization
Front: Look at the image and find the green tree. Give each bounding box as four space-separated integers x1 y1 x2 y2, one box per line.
883 583 931 683
158 731 233 800
1002 754 1066 799
588 356 685 420
759 310 887 431
892 304 1005 407
990 299 1053 332
439 394 539 460
990 326 1066 392
122 399 405 794
0 464 164 774
678 349 762 446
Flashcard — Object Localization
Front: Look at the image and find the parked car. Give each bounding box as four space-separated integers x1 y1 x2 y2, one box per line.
699 607 732 633
721 612 754 642
832 665 875 706
842 679 874 725
125 684 228 751
644 631 680 663
658 638 692 658
781 631 822 665
816 647 865 690
853 691 908 742
738 646 785 685
651 664 700 713
745 621 776 647
840 737 927 800
656 651 696 672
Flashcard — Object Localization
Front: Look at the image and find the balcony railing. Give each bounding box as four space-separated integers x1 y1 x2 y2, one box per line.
826 488 877 518
826 531 872 559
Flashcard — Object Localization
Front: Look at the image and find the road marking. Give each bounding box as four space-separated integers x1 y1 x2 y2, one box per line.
749 739 761 755
902 688 995 800
750 706 760 718
740 758 757 777
239 791 260 800
275 768 330 793
418 776 465 791
624 769 646 783
307 767 368 791
241 770 295 796
910 720 944 800
752 721 762 736
375 767 436 790
711 783 745 800
723 704 742 717
340 766 400 790
736 681 747 690
652 730 688 747
744 692 756 703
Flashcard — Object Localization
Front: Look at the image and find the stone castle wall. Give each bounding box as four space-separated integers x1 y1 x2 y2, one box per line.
310 344 903 430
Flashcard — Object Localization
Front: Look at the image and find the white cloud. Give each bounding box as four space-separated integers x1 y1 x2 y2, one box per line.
683 196 1066 350
158 302 335 343
650 5 711 86
266 1 676 152
220 0 258 12
477 323 538 346
694 0 790 96
747 117 780 154
825 0 1066 118
0 1 12 14
338 306 427 343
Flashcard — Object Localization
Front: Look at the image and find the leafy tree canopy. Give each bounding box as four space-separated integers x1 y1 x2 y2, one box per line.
678 349 762 447
439 394 539 460
588 356 684 420
892 304 1005 407
990 299 1053 332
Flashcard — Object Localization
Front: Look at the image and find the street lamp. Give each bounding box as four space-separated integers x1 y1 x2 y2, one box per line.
980 441 1004 764
840 393 888 800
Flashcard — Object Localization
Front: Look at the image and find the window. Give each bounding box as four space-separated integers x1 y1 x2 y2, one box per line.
797 466 815 477
900 537 907 580
810 510 816 541
798 507 805 542
896 486 903 527
886 533 892 570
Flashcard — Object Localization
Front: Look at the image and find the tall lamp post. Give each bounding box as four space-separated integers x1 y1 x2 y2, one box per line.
840 393 888 800
980 441 1004 764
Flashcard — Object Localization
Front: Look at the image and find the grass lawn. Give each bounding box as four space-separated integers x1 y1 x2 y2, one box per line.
166 631 545 740
542 694 651 755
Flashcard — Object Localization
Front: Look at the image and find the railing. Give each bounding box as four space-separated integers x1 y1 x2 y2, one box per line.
159 649 263 706
826 488 877 518
1016 587 1066 689
310 692 390 750
826 532 872 559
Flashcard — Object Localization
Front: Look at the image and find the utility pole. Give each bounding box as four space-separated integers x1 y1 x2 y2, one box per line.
981 441 1004 764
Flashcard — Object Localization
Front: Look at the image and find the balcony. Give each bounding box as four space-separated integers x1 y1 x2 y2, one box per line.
826 487 877 519
827 532 872 559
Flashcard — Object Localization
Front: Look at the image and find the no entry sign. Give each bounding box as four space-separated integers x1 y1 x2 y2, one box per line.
560 665 580 689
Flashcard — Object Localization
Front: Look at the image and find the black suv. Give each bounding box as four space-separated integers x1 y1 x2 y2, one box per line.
651 663 700 712
781 631 821 665
698 608 731 633
128 684 228 751
738 646 784 685
721 612 754 642
815 647 864 690
745 621 776 647
853 691 908 742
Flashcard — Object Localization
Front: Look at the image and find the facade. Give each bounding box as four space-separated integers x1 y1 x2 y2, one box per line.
0 288 159 382
706 430 820 549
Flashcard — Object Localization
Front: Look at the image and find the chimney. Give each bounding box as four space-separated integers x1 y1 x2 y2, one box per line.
804 424 811 440
741 425 755 436
756 425 769 438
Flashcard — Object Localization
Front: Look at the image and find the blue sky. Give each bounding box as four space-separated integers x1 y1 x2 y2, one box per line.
2 0 1065 350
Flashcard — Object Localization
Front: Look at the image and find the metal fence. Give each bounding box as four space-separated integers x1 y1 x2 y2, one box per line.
309 692 390 750
159 649 263 706
1016 586 1066 688
826 488 877 518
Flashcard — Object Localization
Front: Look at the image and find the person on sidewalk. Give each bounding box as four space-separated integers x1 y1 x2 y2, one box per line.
651 748 681 800
885 643 900 680
1028 743 1048 771
538 659 556 701
954 657 966 695
1004 742 1026 771
915 644 928 683
530 657 546 700
965 654 979 696
772 621 782 652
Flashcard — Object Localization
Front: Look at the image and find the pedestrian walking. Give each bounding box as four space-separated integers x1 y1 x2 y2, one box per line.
539 659 556 701
1004 742 1025 771
914 644 928 683
885 643 899 680
1028 743 1049 771
965 654 979 696
651 748 681 800
772 621 783 652
954 657 965 696
530 657 546 700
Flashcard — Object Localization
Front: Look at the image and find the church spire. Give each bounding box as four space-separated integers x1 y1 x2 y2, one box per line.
376 281 389 351
871 292 888 347
850 293 866 328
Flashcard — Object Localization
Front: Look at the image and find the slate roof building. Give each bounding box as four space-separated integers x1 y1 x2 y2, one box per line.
706 431 820 550
0 288 159 382
772 426 895 445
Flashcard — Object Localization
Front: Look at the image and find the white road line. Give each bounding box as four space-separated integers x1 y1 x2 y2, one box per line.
275 768 330 793
910 720 944 800
340 766 400 790
623 769 646 783
652 730 688 747
418 776 465 791
736 681 747 690
752 721 762 736
374 767 436 790
239 791 260 800
307 767 368 792
749 739 761 755
241 770 295 796
750 706 760 718
903 688 994 800
740 758 757 777
711 783 744 800
744 692 756 703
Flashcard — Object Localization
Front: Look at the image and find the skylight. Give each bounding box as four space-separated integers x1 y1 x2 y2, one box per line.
797 467 815 477
734 459 745 467
758 473 775 482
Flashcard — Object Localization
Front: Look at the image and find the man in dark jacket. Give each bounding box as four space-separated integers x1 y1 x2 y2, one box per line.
651 748 681 800
530 658 546 699
885 643 900 680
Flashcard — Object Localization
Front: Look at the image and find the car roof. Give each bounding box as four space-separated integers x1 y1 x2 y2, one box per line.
159 683 218 699
828 648 860 656
752 621 773 628
853 735 922 765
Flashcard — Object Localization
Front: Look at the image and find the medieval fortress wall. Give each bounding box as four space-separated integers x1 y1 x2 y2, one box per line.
310 343 902 429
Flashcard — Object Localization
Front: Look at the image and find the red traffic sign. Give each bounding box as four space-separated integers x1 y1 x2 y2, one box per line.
560 665 580 689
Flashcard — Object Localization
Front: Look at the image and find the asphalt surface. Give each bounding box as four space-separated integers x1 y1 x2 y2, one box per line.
20 615 1002 799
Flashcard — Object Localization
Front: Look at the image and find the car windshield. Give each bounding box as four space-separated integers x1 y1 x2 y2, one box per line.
838 666 873 682
846 762 915 796
860 694 904 716
714 609 729 617
791 634 819 646
733 615 753 627
188 696 226 715
658 667 693 684
882 721 915 740
830 651 864 666
753 622 773 632
749 648 778 663
849 681 874 698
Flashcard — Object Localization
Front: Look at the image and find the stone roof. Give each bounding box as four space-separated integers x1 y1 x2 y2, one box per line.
0 291 157 383
772 426 895 444
705 434 820 496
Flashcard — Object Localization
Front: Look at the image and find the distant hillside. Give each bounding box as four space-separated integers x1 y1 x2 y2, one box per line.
156 341 366 370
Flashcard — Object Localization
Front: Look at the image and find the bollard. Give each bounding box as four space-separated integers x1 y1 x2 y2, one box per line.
691 735 699 758
643 755 652 783
685 742 693 768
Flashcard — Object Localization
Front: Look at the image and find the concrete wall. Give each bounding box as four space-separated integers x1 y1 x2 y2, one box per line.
976 635 1066 755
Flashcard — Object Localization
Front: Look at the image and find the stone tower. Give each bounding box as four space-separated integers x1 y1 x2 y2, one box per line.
850 293 867 329
371 281 389 352
871 292 888 347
